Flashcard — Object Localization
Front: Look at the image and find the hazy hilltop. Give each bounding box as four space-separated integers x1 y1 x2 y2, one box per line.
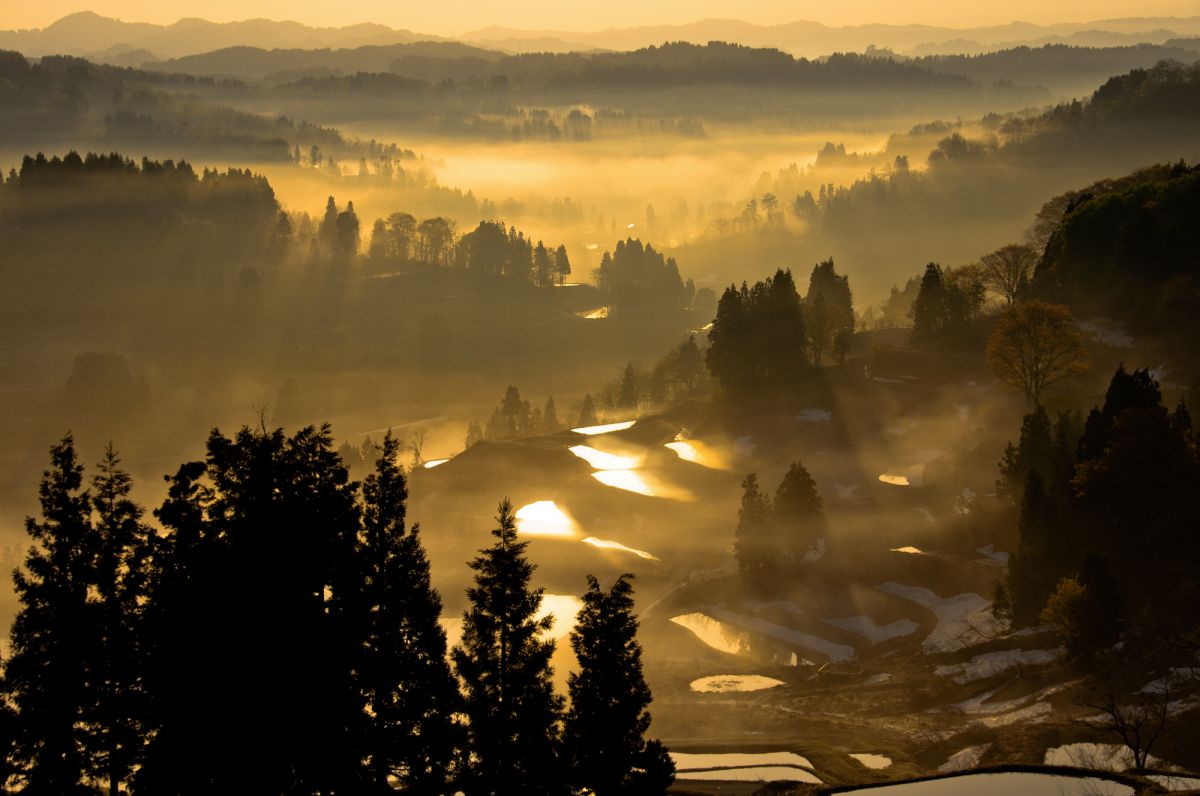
145 41 504 82
0 11 435 61
458 15 1200 57
6 11 1200 64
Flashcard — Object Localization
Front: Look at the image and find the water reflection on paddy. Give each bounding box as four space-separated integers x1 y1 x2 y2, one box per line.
581 536 658 560
568 445 642 470
514 501 578 537
571 420 636 435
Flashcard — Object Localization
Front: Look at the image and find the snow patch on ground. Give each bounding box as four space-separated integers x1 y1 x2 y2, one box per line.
1044 742 1170 771
976 544 1010 566
977 700 1052 727
1140 667 1200 694
707 607 857 662
672 752 815 770
939 743 991 772
802 538 827 562
876 582 1005 652
935 647 1065 684
823 615 920 643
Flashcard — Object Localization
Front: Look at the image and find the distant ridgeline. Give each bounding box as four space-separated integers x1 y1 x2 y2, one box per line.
1031 161 1200 338
0 50 394 162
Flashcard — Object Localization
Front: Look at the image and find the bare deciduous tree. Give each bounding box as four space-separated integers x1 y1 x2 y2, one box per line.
980 243 1038 306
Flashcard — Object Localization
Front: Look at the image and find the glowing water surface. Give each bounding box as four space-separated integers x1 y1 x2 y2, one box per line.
514 501 578 537
891 546 926 555
582 536 658 560
568 445 641 470
850 753 893 769
879 474 911 486
571 420 636 435
689 674 785 693
592 470 656 496
664 438 724 469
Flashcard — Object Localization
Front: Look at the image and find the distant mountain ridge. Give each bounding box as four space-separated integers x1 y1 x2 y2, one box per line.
0 11 438 61
4 11 1200 63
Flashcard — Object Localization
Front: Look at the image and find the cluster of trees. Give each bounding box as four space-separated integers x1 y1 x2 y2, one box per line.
595 336 709 414
706 261 855 396
367 215 572 287
1030 161 1200 340
0 429 672 794
592 239 688 318
0 152 285 276
734 463 827 587
909 262 987 338
479 387 564 442
998 367 1200 653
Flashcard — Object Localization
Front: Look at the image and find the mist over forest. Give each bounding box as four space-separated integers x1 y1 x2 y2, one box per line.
0 5 1199 795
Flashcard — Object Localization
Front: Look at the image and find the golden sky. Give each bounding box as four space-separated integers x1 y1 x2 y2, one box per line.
8 0 1198 33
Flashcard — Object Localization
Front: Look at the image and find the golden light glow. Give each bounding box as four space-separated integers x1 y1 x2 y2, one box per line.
890 546 926 555
568 444 641 470
571 420 636 435
669 612 746 656
879 474 910 486
592 470 656 496
514 500 578 537
664 437 725 469
423 458 449 469
576 306 610 320
581 536 659 560
536 593 584 641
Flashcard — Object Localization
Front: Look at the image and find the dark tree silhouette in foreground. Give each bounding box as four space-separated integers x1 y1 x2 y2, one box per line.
357 432 463 792
4 435 95 794
565 574 674 796
453 500 565 796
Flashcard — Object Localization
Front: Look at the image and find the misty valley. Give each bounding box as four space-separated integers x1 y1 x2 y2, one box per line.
0 7 1199 796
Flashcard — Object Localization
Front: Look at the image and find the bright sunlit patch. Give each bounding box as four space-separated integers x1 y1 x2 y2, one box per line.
571 420 636 435
568 445 641 470
423 458 449 469
536 593 584 641
665 440 702 463
514 501 578 537
585 243 600 251
582 536 658 560
592 470 655 496
626 223 636 229
879 474 910 486
890 546 926 555
689 674 785 693
669 613 746 656
576 306 610 319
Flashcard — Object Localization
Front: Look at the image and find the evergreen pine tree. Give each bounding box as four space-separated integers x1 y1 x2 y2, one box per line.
565 574 674 796
358 433 463 792
577 394 599 428
86 446 154 796
542 397 561 433
733 474 774 580
772 462 826 564
4 434 96 794
452 500 565 796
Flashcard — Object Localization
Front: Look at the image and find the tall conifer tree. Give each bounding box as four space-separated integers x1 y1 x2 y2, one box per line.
452 500 564 796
